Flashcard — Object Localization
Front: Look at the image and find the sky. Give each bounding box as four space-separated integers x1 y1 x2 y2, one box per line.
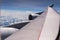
1 0 60 12
0 0 60 17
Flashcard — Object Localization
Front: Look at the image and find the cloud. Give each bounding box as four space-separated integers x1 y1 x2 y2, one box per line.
1 9 35 19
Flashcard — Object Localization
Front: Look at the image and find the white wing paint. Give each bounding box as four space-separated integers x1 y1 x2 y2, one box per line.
5 7 60 40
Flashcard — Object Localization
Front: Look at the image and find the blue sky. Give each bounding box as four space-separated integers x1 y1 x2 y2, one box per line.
1 0 60 13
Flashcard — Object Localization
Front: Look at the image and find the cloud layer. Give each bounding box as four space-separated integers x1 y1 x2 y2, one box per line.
1 9 35 19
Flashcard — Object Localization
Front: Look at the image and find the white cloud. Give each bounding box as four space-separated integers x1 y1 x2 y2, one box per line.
1 9 35 19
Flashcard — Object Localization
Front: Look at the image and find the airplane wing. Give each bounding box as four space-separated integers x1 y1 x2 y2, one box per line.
0 27 19 40
36 11 44 15
5 7 59 40
6 22 29 29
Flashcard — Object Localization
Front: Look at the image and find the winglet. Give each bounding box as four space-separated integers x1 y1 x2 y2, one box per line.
49 4 54 8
